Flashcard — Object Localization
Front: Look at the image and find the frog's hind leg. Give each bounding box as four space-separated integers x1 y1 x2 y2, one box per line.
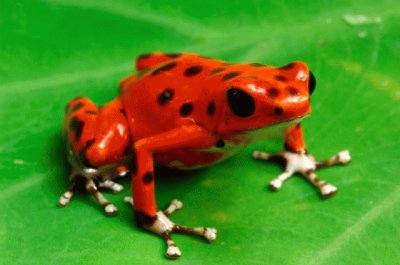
85 179 118 216
98 165 130 193
62 97 131 215
61 153 120 216
58 170 79 207
98 179 123 193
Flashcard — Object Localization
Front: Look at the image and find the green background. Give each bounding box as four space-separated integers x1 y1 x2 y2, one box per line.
1 1 399 264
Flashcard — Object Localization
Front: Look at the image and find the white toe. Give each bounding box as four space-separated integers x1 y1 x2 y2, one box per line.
58 197 69 206
171 199 183 210
58 192 72 207
252 151 261 158
204 228 217 242
113 183 124 193
166 245 181 259
321 184 337 198
105 204 118 215
270 179 282 190
252 151 269 160
338 150 351 164
123 196 134 206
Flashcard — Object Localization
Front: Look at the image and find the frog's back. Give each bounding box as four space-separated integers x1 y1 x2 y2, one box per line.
119 53 226 140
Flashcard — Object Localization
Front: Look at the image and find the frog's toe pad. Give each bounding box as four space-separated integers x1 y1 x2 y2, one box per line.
105 204 118 216
166 245 181 259
321 184 337 199
111 183 124 193
99 180 124 193
269 179 283 191
164 199 183 216
171 199 183 209
204 228 217 242
140 201 217 259
123 196 134 206
58 191 73 207
252 151 270 160
338 150 351 164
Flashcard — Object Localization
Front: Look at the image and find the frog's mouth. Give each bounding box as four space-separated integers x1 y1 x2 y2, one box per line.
208 115 307 156
238 114 309 142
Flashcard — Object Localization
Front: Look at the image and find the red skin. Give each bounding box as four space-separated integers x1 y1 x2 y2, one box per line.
64 53 312 219
64 98 131 167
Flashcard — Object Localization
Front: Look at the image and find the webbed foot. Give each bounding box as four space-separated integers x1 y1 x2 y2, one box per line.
124 197 217 259
253 149 351 199
58 170 121 216
85 179 118 216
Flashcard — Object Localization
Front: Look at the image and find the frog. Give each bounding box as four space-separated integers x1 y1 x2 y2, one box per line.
59 52 351 259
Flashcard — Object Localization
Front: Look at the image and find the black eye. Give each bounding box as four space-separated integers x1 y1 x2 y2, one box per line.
308 71 316 95
227 88 255 117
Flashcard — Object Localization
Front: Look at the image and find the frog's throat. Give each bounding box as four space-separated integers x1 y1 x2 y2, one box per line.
237 115 308 142
248 114 307 133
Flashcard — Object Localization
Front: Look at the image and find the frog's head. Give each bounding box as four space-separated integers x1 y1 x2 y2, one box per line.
216 62 315 136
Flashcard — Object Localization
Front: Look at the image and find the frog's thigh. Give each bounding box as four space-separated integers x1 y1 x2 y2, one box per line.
66 98 130 168
85 100 130 167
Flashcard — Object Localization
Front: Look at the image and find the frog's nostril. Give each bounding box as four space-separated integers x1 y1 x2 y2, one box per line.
308 71 316 95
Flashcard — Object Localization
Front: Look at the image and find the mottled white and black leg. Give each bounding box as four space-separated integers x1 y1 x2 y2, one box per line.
85 179 118 216
253 150 351 199
98 179 124 193
124 197 217 259
58 171 79 207
59 174 121 216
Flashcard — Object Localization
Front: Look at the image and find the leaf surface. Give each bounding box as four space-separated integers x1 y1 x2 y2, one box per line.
1 1 399 264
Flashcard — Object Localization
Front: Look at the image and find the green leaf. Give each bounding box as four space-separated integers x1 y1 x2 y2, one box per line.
1 1 399 264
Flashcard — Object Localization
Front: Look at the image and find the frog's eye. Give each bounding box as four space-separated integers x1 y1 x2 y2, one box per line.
227 88 255 117
308 71 316 95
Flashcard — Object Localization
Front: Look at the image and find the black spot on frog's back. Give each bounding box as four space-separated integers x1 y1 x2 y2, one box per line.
222 72 241 80
278 63 295 70
152 62 177 76
184 66 203 77
165 53 182 58
210 68 225 75
207 101 216 116
158 89 174 105
180 103 193 116
69 117 85 141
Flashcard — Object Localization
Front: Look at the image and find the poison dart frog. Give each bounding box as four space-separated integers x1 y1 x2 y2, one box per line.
59 52 351 259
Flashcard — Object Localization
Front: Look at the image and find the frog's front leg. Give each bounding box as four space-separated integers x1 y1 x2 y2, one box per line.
131 124 218 259
253 123 351 199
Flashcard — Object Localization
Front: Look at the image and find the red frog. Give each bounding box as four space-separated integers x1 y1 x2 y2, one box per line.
59 53 351 259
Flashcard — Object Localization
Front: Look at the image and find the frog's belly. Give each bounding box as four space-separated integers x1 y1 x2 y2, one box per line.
154 146 244 170
153 121 293 169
